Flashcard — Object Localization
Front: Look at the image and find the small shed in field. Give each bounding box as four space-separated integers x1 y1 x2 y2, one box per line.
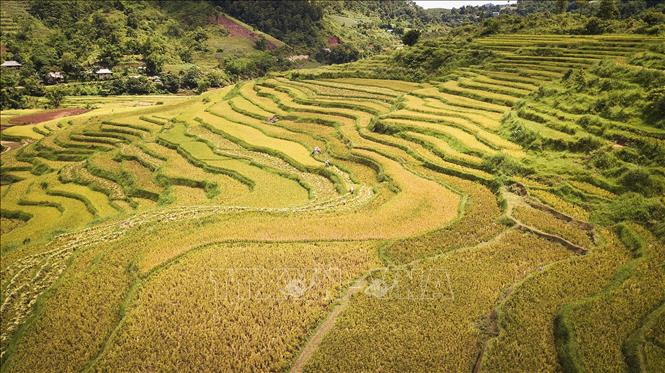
287 55 309 63
46 71 64 84
95 68 113 80
1 60 22 69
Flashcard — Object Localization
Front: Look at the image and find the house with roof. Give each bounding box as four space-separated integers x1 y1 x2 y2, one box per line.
95 68 113 80
287 55 309 63
1 60 22 69
46 71 64 84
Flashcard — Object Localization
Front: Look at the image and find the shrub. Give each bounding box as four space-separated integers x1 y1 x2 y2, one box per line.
644 86 665 127
401 29 421 46
160 73 180 93
592 192 665 229
46 87 66 108
619 168 664 197
582 17 605 34
254 37 268 51
482 154 533 176
0 87 28 109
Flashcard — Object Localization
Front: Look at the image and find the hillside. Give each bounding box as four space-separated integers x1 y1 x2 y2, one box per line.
2 27 665 371
1 1 665 372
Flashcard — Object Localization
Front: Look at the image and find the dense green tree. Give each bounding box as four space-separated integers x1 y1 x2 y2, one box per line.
98 44 122 68
22 76 45 96
315 44 360 64
0 88 27 110
124 76 152 94
401 29 421 46
557 0 569 13
213 0 323 46
144 52 164 76
597 0 620 19
160 73 180 93
181 66 203 89
60 52 82 78
46 87 66 108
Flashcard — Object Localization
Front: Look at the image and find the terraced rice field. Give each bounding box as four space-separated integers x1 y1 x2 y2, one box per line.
1 34 664 372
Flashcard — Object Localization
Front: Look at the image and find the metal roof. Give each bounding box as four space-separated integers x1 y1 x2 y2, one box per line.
1 60 22 67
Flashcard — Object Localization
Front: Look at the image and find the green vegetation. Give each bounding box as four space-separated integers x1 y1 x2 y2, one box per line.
1 1 665 372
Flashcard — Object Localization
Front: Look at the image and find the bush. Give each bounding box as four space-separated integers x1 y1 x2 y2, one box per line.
315 44 360 65
592 192 665 231
195 78 210 94
0 87 28 109
160 73 180 93
254 37 268 51
181 66 203 89
46 87 66 108
482 154 533 176
582 17 605 34
644 86 665 127
619 168 665 197
401 29 421 46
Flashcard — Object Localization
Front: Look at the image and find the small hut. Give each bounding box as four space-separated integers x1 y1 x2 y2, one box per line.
46 72 64 84
95 68 113 80
1 60 22 69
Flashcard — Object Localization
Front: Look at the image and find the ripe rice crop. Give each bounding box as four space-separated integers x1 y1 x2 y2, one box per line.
529 189 591 221
481 229 629 372
94 241 381 372
305 230 571 372
512 205 594 249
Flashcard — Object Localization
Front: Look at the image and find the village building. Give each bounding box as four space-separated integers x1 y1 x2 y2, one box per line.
147 76 162 84
287 55 309 63
46 71 64 84
1 60 22 69
95 68 113 80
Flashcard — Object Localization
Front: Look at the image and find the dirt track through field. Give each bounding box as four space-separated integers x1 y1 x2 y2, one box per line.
1 140 22 153
290 277 368 373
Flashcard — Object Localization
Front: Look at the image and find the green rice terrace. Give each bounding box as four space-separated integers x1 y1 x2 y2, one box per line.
1 33 665 372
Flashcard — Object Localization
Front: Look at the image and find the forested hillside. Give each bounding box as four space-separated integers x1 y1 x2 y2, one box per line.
0 0 418 104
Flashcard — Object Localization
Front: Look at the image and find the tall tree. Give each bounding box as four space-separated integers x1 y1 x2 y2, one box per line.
598 0 620 19
402 29 421 46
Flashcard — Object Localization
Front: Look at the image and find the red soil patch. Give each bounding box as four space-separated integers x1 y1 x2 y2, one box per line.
6 108 89 126
209 14 277 50
327 36 341 47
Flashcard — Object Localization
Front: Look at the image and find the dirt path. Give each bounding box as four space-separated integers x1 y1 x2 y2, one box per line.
1 140 22 153
290 277 368 372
